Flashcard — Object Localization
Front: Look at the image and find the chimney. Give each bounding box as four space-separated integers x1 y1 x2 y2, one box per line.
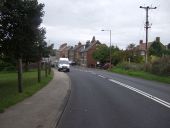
78 42 81 46
156 37 160 42
139 40 143 44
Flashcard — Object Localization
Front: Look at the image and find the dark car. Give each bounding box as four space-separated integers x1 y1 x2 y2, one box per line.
102 63 113 69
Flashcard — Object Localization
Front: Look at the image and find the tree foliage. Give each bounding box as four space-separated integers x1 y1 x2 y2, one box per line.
0 0 46 92
0 0 44 59
111 46 123 65
149 40 166 57
124 43 143 63
93 44 124 66
167 43 170 49
92 44 109 64
126 43 136 50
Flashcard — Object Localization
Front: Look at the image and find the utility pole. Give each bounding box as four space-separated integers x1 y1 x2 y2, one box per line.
140 6 156 63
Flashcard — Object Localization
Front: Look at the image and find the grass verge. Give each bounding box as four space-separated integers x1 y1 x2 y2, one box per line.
110 68 170 84
0 70 53 113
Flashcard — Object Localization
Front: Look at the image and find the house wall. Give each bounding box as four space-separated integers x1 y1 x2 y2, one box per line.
80 52 87 67
68 49 74 61
75 51 80 64
73 43 83 65
59 43 67 58
87 44 97 67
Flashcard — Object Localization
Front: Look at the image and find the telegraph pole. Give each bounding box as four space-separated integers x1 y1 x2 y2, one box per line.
140 6 156 63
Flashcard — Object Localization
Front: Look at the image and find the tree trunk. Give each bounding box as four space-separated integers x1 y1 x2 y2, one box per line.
48 61 51 75
45 62 48 77
38 60 41 83
18 58 23 93
24 59 29 72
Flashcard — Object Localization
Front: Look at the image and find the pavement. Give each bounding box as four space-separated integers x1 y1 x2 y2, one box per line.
0 69 71 128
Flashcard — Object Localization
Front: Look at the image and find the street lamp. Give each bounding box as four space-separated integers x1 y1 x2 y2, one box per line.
101 29 112 69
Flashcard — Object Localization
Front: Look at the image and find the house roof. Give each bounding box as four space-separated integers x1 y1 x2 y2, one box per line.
80 40 100 52
73 42 82 51
59 43 67 51
136 42 153 51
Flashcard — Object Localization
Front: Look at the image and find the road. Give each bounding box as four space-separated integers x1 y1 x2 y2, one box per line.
56 67 170 128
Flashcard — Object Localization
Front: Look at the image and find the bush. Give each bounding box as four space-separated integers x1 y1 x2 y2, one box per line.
151 56 170 76
143 63 152 72
0 61 16 71
116 62 144 71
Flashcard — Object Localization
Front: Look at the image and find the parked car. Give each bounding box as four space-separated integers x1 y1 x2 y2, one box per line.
69 60 76 65
102 63 113 69
96 63 104 69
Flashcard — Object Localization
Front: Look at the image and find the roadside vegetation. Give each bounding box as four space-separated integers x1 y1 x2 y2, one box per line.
0 0 55 113
93 40 170 84
110 66 170 84
0 70 53 113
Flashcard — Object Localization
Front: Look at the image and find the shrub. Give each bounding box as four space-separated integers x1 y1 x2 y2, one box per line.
116 62 144 71
143 63 152 72
151 56 170 76
0 61 16 71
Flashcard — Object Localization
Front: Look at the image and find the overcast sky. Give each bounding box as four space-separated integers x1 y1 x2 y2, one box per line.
38 0 170 49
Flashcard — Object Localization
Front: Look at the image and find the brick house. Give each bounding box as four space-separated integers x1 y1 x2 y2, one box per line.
58 43 68 58
68 46 74 61
80 36 100 67
135 40 146 56
135 40 153 56
73 42 83 65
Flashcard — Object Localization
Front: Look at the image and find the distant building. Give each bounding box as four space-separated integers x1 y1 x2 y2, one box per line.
80 36 101 67
57 36 101 67
73 42 83 65
136 40 153 56
135 40 146 56
68 46 74 61
58 43 67 58
135 37 165 56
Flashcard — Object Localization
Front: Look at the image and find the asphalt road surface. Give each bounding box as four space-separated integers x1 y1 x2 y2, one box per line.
56 67 170 128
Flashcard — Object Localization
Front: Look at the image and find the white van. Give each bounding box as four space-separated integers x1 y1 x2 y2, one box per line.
58 58 70 72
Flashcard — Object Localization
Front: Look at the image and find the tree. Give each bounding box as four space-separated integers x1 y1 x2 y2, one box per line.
92 44 109 64
164 43 170 55
126 43 136 50
110 46 123 65
124 43 143 63
149 40 166 57
167 43 170 49
163 43 170 56
126 43 135 59
0 0 44 92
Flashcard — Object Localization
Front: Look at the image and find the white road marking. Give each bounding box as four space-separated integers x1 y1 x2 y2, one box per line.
98 75 106 78
109 79 170 109
91 72 96 75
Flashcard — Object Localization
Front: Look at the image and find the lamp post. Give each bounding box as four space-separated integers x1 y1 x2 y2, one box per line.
101 29 112 69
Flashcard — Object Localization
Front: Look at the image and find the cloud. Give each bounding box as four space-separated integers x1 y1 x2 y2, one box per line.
39 0 170 49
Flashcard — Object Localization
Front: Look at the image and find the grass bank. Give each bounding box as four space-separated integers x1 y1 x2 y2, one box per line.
0 70 53 113
110 68 170 84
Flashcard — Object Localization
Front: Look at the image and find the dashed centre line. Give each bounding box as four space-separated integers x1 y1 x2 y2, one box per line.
98 75 106 79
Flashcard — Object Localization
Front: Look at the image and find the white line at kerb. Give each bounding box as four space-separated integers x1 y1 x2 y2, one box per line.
109 79 170 109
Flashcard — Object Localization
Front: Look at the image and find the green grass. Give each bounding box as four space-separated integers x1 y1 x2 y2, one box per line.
0 70 53 113
110 68 170 84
